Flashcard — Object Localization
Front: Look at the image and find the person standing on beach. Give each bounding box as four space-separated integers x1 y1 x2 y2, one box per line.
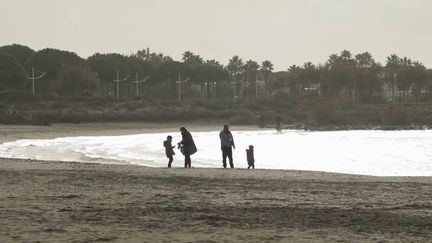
219 124 235 168
163 135 175 168
259 114 265 128
276 114 282 132
177 127 197 168
246 145 255 169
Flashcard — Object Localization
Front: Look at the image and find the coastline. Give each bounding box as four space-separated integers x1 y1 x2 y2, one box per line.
2 122 432 176
0 122 265 144
3 122 431 144
1 123 432 242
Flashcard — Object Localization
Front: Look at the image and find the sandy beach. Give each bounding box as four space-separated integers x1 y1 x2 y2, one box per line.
1 123 432 242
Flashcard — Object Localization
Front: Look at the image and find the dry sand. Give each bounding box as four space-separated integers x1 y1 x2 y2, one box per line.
1 123 432 242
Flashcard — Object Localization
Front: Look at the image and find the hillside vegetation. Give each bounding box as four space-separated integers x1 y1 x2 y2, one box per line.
1 44 432 128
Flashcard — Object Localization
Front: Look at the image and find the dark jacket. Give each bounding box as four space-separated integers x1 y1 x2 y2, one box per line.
246 149 254 164
163 140 175 156
219 131 234 148
179 131 197 155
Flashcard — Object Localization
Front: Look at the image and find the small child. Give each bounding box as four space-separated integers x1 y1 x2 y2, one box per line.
163 135 175 168
246 145 255 169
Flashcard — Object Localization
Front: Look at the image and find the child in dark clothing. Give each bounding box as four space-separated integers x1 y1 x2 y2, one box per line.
163 135 175 168
246 145 255 169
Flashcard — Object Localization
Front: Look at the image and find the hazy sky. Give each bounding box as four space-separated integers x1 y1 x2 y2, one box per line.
1 0 431 71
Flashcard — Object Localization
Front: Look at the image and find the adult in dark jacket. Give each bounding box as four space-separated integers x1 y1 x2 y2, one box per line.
219 124 235 168
177 127 197 168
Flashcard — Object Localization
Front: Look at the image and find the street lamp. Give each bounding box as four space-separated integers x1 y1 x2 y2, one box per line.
132 72 149 97
231 73 242 102
27 67 46 94
113 70 130 101
176 73 190 103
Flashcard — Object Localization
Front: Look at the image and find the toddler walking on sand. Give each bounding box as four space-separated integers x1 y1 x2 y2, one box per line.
246 145 255 169
163 135 175 168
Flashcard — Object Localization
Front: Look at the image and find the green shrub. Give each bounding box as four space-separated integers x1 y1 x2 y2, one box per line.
229 112 256 125
381 105 411 125
310 102 339 125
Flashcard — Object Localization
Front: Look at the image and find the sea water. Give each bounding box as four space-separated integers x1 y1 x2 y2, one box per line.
0 129 431 176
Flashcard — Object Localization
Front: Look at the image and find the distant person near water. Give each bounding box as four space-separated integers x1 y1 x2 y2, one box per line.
276 115 282 132
163 135 175 168
219 124 235 168
177 127 197 168
246 145 255 169
259 114 265 128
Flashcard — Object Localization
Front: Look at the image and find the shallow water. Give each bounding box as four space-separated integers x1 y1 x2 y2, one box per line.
1 129 431 176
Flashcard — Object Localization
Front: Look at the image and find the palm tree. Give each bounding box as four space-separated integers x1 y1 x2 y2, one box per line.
130 48 150 61
303 62 314 69
201 59 227 99
182 51 203 66
287 65 301 96
227 55 244 78
400 56 412 67
206 59 221 67
261 60 273 98
288 65 301 73
227 55 244 99
243 60 260 75
355 52 374 68
243 60 260 83
326 51 355 97
386 54 401 68
411 61 428 97
385 54 402 100
148 53 173 67
340 50 355 65
328 54 340 67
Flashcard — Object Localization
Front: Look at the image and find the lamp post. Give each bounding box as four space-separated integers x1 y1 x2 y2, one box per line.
27 67 46 94
231 73 241 102
176 73 189 103
132 72 149 97
113 70 130 101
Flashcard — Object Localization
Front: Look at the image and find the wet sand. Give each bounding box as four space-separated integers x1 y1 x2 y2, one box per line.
0 122 256 143
1 123 432 242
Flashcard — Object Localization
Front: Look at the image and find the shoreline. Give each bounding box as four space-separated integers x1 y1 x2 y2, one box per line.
1 122 432 178
2 122 431 144
1 123 432 241
0 122 265 143
2 121 431 142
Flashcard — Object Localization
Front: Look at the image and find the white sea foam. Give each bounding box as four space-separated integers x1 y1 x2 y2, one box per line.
1 130 432 176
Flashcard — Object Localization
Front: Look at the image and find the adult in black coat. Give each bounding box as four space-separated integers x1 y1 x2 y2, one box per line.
177 127 197 168
219 124 235 168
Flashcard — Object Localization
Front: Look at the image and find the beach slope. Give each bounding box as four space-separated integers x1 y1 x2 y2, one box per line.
1 159 431 242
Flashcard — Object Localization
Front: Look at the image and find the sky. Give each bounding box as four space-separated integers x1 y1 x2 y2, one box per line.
1 0 431 71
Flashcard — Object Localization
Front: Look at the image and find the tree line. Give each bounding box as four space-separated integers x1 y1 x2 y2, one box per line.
0 44 431 103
